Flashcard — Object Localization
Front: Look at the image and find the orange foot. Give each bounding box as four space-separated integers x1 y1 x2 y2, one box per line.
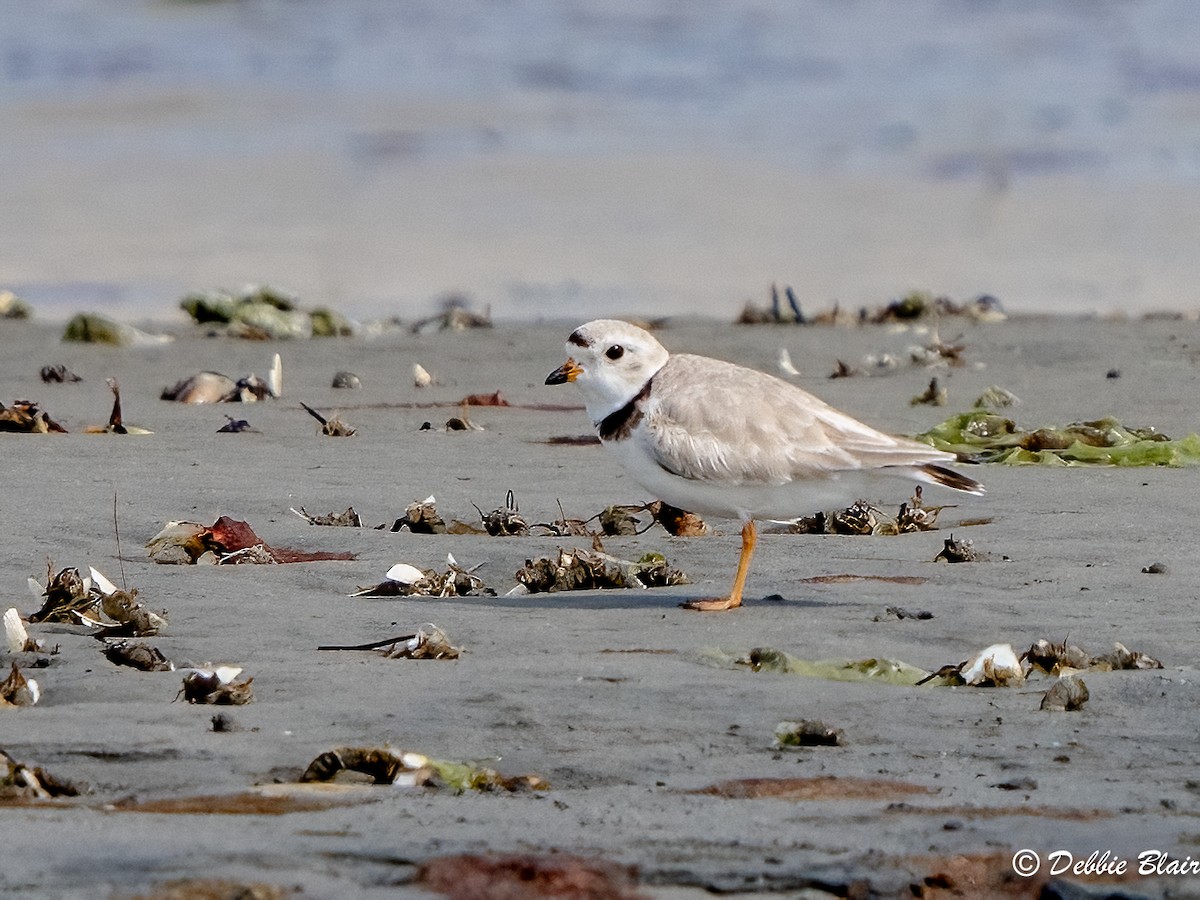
680 596 742 612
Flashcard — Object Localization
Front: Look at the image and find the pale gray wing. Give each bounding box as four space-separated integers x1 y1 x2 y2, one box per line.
643 355 952 485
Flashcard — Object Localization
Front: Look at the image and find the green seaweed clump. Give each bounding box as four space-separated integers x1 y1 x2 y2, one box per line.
916 411 1200 467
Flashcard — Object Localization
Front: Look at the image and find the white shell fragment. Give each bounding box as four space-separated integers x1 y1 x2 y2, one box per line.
412 363 433 388
960 643 1025 687
270 353 283 398
89 567 120 597
4 608 29 653
385 563 425 585
777 348 800 376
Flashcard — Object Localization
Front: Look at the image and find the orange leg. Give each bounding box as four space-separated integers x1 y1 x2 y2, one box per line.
682 520 757 612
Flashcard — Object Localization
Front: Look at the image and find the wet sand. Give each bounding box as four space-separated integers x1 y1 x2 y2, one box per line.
2 314 1200 898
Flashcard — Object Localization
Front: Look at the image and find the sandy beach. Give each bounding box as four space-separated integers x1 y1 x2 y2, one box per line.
2 313 1199 898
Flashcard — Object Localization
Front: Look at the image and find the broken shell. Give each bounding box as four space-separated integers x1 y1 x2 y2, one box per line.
960 643 1025 687
4 609 30 653
777 348 800 376
385 563 425 585
331 371 361 389
412 364 433 388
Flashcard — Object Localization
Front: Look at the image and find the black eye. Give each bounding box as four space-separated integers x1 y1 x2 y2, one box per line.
605 345 625 360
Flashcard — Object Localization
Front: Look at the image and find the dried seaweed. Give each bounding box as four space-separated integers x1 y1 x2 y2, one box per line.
917 411 1200 466
40 364 82 384
0 398 67 433
911 377 948 407
1041 675 1089 711
390 497 447 534
774 720 845 748
300 746 546 792
301 402 356 436
0 662 40 707
514 546 690 594
475 490 528 536
352 558 488 598
102 640 173 672
147 517 355 565
290 506 362 527
28 564 94 623
0 749 80 799
934 535 979 563
731 648 936 686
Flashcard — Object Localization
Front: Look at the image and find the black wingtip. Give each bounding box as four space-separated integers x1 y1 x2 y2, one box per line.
920 463 986 496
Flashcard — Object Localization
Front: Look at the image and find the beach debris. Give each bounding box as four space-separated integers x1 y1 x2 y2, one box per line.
442 402 484 432
871 291 1006 324
146 516 355 565
412 364 433 388
777 347 800 376
959 643 1025 687
1041 675 1089 711
39 364 82 384
216 415 259 433
75 567 166 638
300 745 546 791
180 284 353 339
178 667 253 705
829 359 859 379
831 500 878 535
974 385 1021 408
28 564 95 623
910 377 948 407
352 556 489 598
875 606 934 621
102 640 174 672
391 497 447 534
415 854 639 898
475 490 529 536
162 354 282 403
934 534 979 563
291 506 363 527
4 608 43 653
1142 561 1168 574
918 412 1200 466
530 501 597 538
0 662 40 707
907 332 967 368
737 283 806 325
1 750 80 799
62 313 172 346
513 546 690 594
1022 638 1092 676
461 390 510 406
332 370 361 389
1089 642 1163 671
774 720 845 748
309 307 355 337
83 377 153 435
301 401 356 436
599 504 642 536
648 500 709 536
409 295 493 334
319 623 462 660
0 291 31 319
0 398 67 433
731 648 936 686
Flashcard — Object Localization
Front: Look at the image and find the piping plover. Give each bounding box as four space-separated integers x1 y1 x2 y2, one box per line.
546 319 984 611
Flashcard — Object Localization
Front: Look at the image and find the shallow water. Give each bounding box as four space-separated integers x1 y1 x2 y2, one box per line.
4 0 1200 320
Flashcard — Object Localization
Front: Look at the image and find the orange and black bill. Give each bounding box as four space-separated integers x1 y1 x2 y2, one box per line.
545 358 582 385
